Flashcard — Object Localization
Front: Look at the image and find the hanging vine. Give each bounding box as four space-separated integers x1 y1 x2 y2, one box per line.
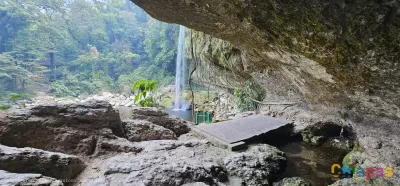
189 30 198 121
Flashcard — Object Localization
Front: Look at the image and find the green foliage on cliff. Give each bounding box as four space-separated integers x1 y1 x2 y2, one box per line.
234 81 265 112
0 0 178 100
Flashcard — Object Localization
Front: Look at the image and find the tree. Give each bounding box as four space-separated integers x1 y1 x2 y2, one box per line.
0 0 179 99
144 18 179 73
0 53 30 93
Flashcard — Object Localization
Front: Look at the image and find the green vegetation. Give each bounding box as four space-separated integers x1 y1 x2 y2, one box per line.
0 105 10 110
234 81 265 112
343 142 360 171
132 80 157 107
234 89 254 112
0 0 178 100
9 93 25 103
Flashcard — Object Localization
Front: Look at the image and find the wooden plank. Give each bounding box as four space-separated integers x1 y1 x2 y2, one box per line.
195 115 291 144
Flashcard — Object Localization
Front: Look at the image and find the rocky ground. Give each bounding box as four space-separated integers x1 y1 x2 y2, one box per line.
0 101 291 186
22 92 137 108
1 100 398 186
17 87 237 120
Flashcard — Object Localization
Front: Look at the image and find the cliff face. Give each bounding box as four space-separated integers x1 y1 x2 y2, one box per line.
131 0 400 178
131 0 399 110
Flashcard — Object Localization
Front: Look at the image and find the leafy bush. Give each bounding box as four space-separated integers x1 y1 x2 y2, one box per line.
132 80 157 107
234 89 256 112
234 81 265 112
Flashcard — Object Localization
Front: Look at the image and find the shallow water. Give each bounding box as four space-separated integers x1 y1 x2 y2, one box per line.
278 141 348 186
164 108 193 121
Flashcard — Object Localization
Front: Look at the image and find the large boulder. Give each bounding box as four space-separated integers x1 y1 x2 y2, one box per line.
0 170 63 186
223 144 287 185
103 153 226 185
0 145 86 180
123 120 177 142
0 101 125 156
74 139 231 186
131 107 191 136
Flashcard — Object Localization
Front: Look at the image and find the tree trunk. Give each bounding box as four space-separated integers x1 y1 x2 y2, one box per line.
12 75 17 92
21 79 25 92
49 49 55 82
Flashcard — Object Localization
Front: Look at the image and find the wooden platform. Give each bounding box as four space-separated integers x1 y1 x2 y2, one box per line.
193 115 292 149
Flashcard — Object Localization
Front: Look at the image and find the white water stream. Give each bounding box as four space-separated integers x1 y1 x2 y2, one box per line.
174 25 189 110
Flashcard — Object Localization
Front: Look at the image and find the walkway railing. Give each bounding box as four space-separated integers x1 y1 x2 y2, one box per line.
195 111 213 124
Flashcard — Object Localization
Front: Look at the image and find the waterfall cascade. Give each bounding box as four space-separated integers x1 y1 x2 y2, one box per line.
173 26 189 110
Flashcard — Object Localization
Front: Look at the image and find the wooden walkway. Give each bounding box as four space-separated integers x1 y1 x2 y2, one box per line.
193 115 292 150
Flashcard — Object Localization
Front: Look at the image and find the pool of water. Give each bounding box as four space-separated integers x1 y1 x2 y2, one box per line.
278 141 348 186
164 108 193 121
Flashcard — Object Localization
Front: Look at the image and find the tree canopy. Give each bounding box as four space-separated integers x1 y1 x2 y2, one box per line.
0 0 178 100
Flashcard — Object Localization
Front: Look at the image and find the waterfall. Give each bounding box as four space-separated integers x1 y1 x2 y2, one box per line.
174 25 187 110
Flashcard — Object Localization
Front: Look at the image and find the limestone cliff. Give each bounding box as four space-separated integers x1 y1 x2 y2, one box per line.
130 0 400 183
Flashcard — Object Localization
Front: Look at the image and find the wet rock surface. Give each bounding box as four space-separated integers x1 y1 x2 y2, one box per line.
278 141 348 186
300 122 355 150
0 170 63 186
0 145 86 180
